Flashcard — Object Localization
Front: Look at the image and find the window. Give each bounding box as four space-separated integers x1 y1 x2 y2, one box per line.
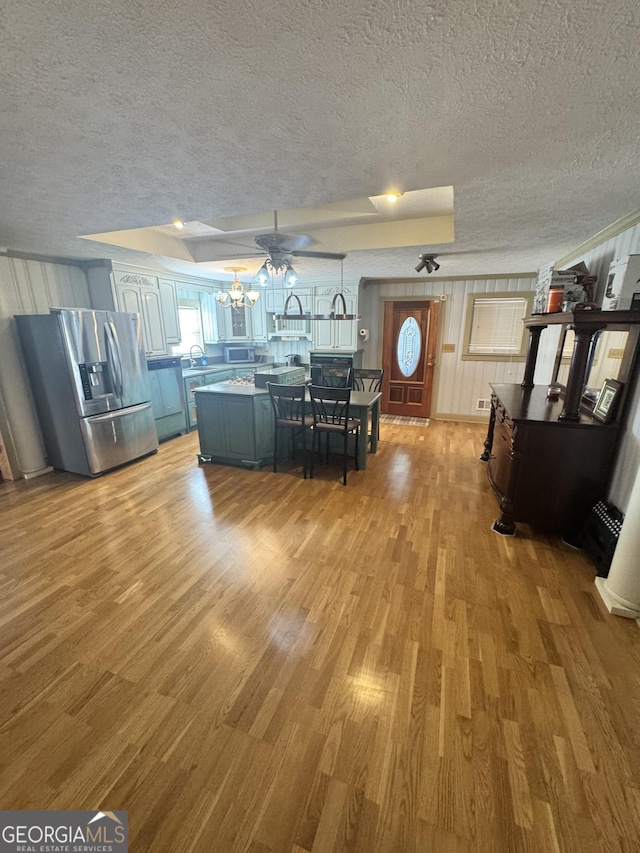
172 300 203 356
396 316 422 377
462 291 534 361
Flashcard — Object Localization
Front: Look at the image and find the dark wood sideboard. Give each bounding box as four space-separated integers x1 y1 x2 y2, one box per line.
481 310 640 536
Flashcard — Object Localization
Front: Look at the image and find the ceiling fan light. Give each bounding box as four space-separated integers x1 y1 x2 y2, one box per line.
255 263 271 287
284 266 299 288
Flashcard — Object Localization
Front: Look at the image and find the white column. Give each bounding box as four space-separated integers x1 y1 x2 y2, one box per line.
595 464 640 625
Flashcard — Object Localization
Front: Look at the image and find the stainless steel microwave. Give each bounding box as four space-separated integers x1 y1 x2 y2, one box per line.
222 345 256 364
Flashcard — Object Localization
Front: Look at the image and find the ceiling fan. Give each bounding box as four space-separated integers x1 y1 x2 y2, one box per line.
202 210 346 285
253 211 345 285
254 210 346 263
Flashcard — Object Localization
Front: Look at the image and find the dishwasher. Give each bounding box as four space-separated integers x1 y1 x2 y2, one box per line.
147 357 187 441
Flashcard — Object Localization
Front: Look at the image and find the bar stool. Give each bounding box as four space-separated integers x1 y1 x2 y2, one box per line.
318 366 352 388
352 368 383 440
267 383 314 478
309 385 361 486
351 368 383 392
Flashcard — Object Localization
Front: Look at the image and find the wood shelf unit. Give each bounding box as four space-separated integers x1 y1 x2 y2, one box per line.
482 310 640 535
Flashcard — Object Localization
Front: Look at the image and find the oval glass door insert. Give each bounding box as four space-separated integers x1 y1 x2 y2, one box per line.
397 316 421 377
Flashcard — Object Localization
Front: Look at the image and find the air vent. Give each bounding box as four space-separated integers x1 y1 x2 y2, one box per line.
476 398 492 411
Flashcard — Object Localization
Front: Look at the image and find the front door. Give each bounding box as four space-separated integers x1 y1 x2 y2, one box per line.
382 300 439 418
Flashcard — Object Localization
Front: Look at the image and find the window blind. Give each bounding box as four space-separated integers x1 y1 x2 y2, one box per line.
172 305 203 355
468 297 528 355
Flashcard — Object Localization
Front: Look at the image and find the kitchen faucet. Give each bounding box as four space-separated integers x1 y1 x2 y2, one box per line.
189 345 206 367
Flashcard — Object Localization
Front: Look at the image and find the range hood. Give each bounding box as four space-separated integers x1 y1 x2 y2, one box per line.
267 331 312 340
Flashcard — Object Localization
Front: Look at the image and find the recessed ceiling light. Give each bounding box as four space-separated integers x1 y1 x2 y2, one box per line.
173 219 185 230
385 192 403 202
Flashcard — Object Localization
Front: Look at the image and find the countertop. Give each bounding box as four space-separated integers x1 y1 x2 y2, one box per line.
182 361 273 379
194 382 269 397
194 384 381 406
490 383 615 427
309 349 363 356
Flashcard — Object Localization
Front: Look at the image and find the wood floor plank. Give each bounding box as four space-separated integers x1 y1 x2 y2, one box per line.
1 420 640 851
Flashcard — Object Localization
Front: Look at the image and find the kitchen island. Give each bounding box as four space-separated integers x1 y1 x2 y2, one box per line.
195 382 273 469
195 382 381 471
182 361 272 431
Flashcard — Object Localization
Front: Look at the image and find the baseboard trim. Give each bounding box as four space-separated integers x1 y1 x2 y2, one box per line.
433 413 489 424
22 465 54 479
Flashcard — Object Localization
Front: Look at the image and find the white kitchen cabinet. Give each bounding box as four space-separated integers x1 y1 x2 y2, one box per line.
158 279 181 344
312 286 359 351
216 301 267 342
116 275 167 357
87 263 180 358
216 303 250 341
200 292 219 344
265 287 313 339
264 287 313 314
249 299 267 341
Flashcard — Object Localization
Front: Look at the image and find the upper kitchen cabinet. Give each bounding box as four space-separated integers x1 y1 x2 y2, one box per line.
86 262 181 358
264 287 313 340
199 292 219 344
158 279 181 344
116 274 167 356
264 287 313 314
215 300 268 342
250 299 268 342
313 285 359 350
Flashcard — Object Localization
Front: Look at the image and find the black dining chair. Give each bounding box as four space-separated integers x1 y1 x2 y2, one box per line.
267 383 314 478
318 366 352 388
352 367 384 440
351 368 383 392
309 385 361 486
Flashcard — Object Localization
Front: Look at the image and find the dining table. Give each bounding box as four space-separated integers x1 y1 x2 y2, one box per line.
343 389 382 470
195 381 382 471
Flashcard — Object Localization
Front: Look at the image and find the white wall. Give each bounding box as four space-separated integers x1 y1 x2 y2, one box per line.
359 274 537 419
0 256 91 478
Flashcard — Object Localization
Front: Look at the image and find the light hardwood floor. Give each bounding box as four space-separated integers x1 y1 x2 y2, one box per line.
1 421 640 852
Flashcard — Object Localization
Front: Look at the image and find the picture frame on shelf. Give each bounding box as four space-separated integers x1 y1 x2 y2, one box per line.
592 378 623 423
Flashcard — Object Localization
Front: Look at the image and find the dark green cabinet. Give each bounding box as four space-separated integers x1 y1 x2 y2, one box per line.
184 369 234 430
195 387 274 468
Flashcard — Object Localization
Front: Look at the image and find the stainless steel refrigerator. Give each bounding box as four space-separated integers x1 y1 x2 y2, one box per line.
16 308 158 477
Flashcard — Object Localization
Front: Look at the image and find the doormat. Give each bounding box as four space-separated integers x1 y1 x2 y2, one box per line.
380 415 430 426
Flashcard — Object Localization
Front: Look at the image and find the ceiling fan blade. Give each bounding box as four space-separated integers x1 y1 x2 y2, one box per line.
255 232 311 253
291 250 346 260
194 251 267 263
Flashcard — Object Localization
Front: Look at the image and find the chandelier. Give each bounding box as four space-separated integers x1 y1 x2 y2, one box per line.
216 268 260 309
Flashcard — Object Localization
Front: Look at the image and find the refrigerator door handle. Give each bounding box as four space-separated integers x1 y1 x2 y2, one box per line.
86 402 152 423
104 320 124 399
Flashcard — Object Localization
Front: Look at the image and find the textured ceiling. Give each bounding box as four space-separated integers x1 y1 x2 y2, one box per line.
1 0 639 285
